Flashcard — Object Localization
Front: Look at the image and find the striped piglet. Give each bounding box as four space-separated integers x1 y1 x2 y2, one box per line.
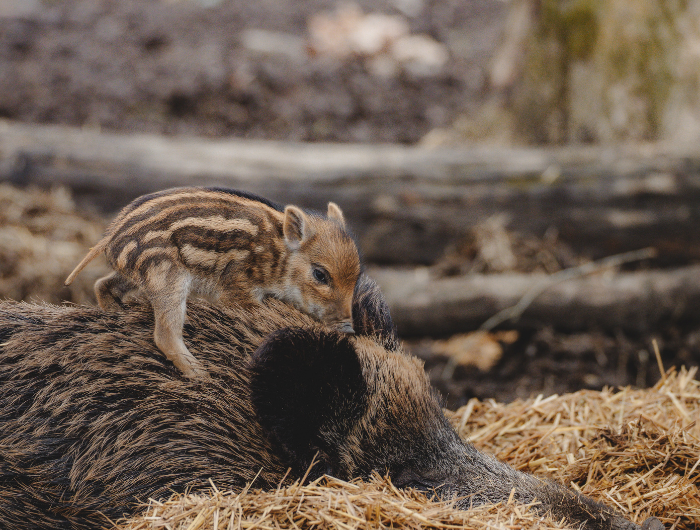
65 187 361 378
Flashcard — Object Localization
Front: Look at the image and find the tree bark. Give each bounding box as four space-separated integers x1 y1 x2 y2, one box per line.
369 265 700 337
2 121 700 266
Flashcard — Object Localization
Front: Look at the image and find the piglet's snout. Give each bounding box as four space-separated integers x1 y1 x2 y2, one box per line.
337 322 355 334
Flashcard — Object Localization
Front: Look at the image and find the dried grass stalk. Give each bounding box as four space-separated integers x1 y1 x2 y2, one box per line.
121 474 571 530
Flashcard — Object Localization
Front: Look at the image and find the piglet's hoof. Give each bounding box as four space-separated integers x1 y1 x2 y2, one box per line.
177 361 210 380
187 367 211 380
641 517 664 530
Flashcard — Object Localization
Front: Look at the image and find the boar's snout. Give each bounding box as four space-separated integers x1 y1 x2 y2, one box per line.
641 518 665 530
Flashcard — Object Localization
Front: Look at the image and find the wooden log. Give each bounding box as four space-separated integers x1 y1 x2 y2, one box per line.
369 265 700 337
3 121 700 265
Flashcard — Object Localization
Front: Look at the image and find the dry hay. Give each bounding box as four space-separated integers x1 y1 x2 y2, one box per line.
0 183 108 304
120 477 570 530
448 365 700 529
117 366 699 530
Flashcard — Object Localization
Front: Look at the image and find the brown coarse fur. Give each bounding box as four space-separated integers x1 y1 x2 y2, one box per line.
63 187 361 377
0 293 659 530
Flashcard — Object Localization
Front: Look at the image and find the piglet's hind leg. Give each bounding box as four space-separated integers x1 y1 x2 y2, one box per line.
95 272 138 311
146 268 207 379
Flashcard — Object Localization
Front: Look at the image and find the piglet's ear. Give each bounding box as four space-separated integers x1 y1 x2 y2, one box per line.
326 202 346 228
249 327 366 473
283 206 310 250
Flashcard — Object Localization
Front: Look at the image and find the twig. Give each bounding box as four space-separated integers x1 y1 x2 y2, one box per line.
479 247 657 331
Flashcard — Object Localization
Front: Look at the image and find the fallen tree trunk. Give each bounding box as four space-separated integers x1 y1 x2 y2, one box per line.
3 121 700 265
370 265 700 337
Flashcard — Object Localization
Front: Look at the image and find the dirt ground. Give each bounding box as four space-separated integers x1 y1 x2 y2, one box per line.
411 325 699 409
0 0 505 143
411 224 700 407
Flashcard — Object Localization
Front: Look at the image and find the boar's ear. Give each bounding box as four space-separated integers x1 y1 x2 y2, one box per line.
352 274 400 352
326 202 346 228
283 206 310 250
249 327 367 470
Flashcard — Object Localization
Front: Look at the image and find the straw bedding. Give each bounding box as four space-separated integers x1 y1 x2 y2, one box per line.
117 366 699 530
0 183 108 304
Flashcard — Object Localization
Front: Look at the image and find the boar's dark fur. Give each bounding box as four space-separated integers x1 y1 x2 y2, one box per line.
352 273 400 352
0 277 655 530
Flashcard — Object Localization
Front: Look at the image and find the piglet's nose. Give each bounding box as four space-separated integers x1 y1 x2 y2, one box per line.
338 322 355 334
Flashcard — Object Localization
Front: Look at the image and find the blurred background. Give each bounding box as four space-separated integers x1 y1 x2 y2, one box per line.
1 0 700 408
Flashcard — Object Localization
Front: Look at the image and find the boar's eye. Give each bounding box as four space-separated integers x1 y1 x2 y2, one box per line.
400 480 433 492
312 266 330 285
392 469 441 492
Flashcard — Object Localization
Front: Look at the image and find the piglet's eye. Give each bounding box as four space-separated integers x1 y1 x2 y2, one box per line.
312 267 329 285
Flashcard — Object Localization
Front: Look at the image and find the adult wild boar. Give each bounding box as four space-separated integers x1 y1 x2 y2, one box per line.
0 276 659 530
